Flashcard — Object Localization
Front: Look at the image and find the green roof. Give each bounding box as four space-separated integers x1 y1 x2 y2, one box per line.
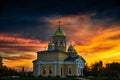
64 55 86 62
68 45 74 50
53 27 65 36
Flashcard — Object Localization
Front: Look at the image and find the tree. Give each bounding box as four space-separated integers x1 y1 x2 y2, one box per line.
0 56 19 77
0 56 3 68
83 64 90 77
89 61 120 77
105 62 120 77
90 61 104 77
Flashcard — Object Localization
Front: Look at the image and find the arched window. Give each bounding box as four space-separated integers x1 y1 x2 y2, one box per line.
68 67 72 74
49 67 53 74
60 41 63 46
55 41 57 46
43 67 46 74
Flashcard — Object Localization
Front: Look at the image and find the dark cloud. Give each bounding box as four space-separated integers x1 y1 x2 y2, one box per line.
1 0 120 41
2 0 119 15
0 45 39 52
1 16 53 40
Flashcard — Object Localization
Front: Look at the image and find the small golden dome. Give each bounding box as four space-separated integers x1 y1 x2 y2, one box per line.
48 43 54 46
68 45 74 50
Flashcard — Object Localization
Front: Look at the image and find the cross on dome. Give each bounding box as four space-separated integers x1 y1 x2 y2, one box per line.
58 20 62 30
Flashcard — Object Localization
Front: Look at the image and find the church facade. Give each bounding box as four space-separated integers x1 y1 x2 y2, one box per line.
33 26 85 77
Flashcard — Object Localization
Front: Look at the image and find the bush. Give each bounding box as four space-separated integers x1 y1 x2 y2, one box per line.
56 75 60 77
48 75 51 77
66 75 77 78
38 75 42 77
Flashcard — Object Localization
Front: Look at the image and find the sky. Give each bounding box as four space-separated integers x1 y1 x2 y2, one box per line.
1 0 120 71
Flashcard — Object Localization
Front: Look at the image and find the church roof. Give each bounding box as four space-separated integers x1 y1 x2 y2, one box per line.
53 27 65 36
37 49 67 53
64 55 86 62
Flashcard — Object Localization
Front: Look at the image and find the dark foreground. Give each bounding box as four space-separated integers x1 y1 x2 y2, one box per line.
0 77 120 80
0 77 77 80
89 77 120 80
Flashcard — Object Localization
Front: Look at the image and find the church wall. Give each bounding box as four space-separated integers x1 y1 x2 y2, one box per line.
37 52 68 61
58 52 68 60
56 64 61 76
40 64 54 76
33 64 39 77
37 52 59 61
36 64 63 77
64 64 78 76
33 62 79 77
57 64 65 77
55 46 66 52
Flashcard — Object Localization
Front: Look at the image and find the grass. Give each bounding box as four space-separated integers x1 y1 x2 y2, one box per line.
1 77 120 80
0 77 78 80
89 77 120 80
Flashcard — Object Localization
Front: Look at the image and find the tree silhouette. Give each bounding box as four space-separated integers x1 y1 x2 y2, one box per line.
83 64 90 77
0 56 19 77
105 62 120 77
84 61 120 77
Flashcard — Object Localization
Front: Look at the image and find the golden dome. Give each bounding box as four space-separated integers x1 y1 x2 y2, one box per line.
68 45 74 50
53 27 65 36
48 42 54 47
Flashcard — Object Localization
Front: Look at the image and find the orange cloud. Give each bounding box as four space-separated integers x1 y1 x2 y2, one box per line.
46 14 120 66
0 33 48 71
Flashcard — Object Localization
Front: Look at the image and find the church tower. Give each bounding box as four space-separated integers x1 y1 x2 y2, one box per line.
52 24 66 52
33 19 86 77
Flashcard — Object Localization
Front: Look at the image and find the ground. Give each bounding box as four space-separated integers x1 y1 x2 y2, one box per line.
0 77 120 80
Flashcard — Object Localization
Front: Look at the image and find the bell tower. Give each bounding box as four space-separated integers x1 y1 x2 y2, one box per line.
52 21 66 52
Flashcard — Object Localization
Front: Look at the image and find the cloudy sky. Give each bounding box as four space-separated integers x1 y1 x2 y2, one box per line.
1 0 120 71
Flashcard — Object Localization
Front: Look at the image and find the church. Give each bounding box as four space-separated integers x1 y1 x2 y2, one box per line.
33 24 86 77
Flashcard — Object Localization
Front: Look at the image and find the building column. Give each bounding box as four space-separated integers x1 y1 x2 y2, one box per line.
38 64 40 76
58 40 60 46
81 68 83 76
77 63 79 76
79 64 81 76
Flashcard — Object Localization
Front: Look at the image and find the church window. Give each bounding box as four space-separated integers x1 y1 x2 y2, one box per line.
55 41 57 46
60 41 63 46
68 67 72 74
49 67 53 74
43 67 46 74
